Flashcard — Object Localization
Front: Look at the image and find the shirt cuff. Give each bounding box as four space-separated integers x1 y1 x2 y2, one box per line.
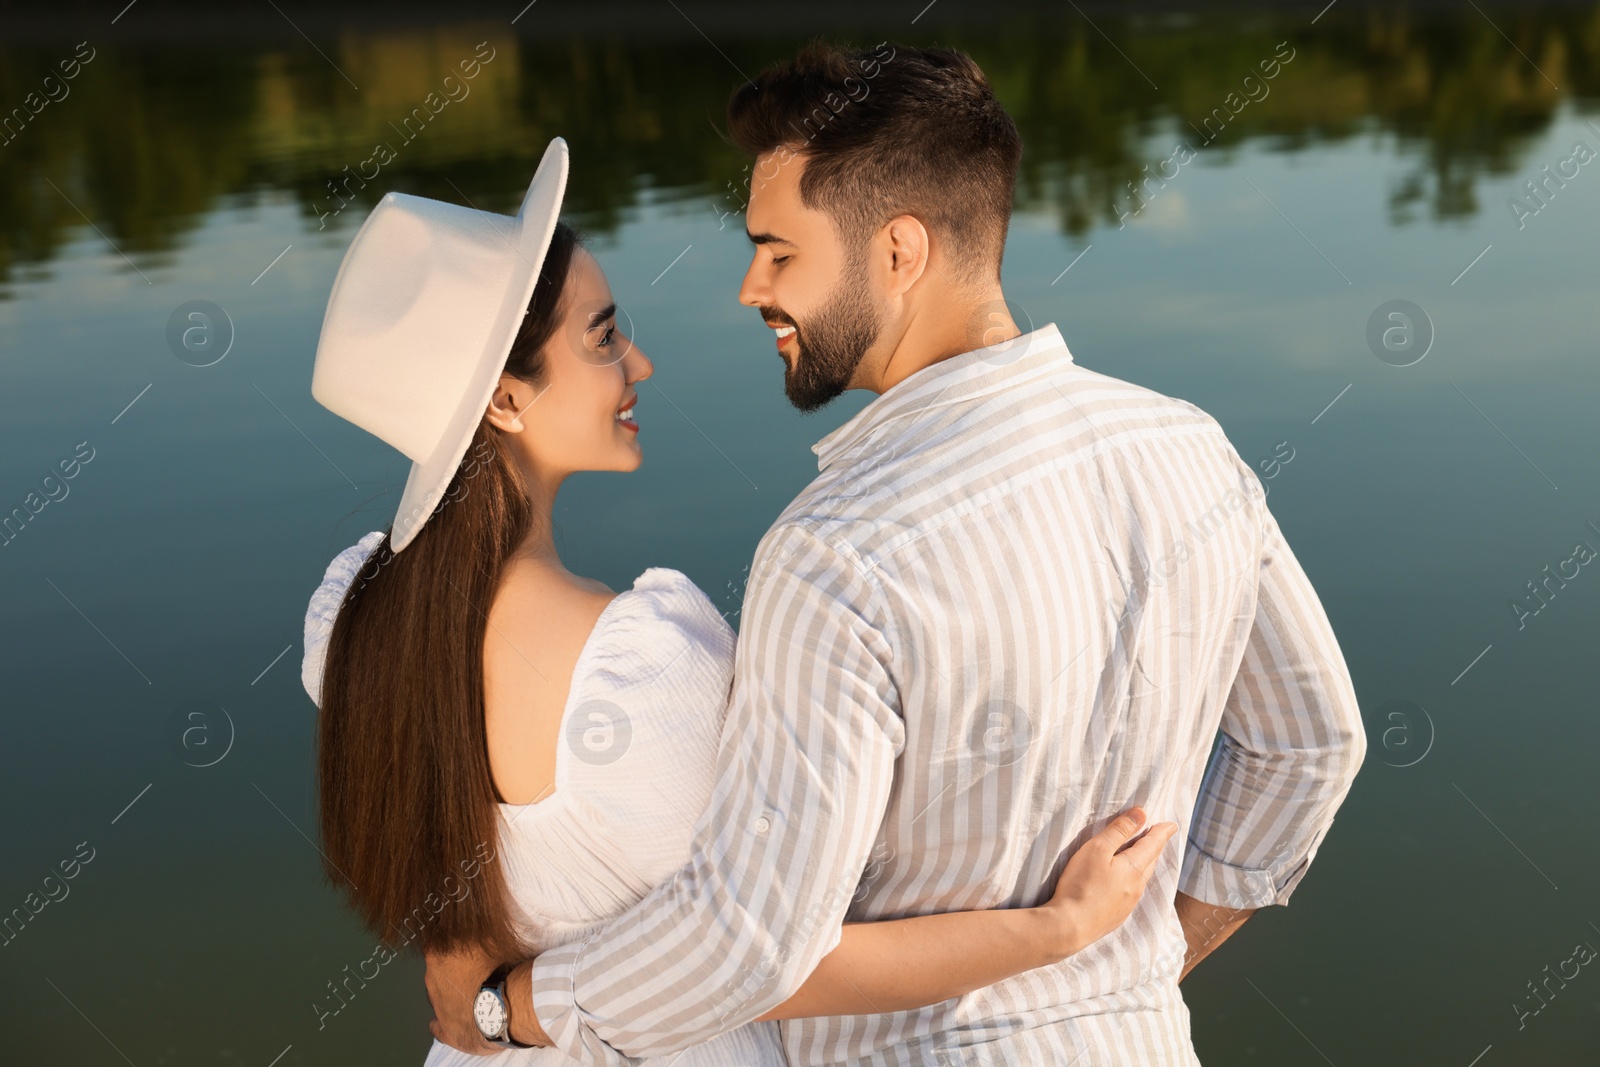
528 937 641 1067
1178 826 1328 909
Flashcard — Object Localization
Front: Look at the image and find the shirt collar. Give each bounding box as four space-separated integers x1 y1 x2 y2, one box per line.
811 322 1073 471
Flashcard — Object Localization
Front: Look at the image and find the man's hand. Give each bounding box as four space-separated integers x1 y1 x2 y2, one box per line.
424 942 501 1054
1174 890 1255 981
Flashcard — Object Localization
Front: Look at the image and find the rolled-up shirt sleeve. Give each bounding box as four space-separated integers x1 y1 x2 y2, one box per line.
1179 492 1367 911
527 522 905 1066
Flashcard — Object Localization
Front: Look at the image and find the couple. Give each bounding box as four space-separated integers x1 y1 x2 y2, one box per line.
300 42 1365 1066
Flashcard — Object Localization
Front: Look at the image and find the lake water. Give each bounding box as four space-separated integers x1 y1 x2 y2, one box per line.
2 2 1598 1063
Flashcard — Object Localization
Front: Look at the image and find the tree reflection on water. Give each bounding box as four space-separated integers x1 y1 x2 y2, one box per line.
0 2 1596 288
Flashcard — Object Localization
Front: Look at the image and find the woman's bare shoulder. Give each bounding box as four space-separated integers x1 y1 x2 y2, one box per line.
481 560 618 804
487 559 614 664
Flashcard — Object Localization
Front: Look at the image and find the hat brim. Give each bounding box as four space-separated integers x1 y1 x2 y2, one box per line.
388 137 569 552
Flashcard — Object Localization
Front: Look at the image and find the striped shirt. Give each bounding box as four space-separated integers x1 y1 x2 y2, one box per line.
529 322 1366 1065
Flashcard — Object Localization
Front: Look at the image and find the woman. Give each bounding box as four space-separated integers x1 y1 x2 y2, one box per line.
301 138 1177 1063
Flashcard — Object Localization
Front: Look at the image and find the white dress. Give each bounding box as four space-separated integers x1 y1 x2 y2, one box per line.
302 532 789 1066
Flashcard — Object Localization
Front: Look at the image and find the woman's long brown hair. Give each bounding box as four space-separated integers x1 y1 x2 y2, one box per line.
317 222 581 962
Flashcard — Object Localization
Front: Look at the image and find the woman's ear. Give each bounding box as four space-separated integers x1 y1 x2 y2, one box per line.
485 374 535 432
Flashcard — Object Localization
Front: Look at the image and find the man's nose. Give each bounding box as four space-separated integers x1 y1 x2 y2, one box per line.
738 258 769 308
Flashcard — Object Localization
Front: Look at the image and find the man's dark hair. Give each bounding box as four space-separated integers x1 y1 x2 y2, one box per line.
727 40 1022 287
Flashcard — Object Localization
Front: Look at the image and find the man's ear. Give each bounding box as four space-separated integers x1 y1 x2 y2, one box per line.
485 374 536 433
882 214 930 297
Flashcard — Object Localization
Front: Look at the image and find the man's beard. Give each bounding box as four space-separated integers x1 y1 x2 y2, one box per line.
770 258 884 413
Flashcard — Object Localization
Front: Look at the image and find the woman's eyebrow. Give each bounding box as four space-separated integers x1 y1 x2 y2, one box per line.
587 303 617 324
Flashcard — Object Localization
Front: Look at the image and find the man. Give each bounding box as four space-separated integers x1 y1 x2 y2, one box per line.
429 40 1365 1064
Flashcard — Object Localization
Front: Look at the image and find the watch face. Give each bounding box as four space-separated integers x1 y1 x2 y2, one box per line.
474 988 506 1038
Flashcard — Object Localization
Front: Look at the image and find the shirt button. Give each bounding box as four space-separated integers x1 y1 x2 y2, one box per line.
754 815 772 834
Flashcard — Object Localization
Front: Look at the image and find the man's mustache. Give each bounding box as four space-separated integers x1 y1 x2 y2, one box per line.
758 306 797 329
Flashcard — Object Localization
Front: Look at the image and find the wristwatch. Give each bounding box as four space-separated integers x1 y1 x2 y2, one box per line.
474 962 534 1049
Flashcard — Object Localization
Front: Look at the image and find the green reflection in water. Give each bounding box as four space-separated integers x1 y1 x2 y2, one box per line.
2 3 1598 289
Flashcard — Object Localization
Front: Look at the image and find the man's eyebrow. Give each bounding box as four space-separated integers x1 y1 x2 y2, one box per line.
587 303 617 325
745 230 795 247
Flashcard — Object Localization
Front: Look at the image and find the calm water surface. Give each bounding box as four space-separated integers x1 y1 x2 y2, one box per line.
1 2 1597 1063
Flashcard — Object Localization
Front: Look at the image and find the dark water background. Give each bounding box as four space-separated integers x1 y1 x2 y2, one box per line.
1 1 1598 1062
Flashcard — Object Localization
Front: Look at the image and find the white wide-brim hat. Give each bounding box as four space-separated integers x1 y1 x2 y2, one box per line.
311 137 569 552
